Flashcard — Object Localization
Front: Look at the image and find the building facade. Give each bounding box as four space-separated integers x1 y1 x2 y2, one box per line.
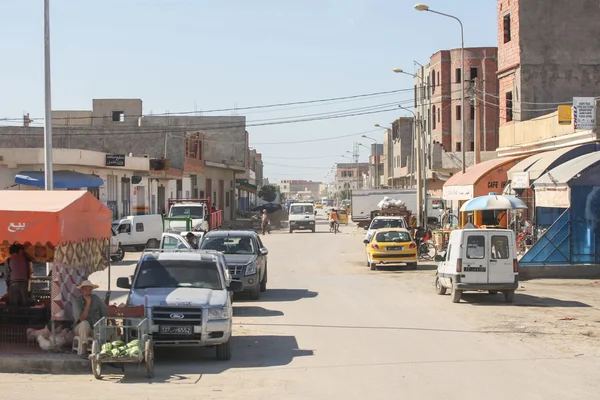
498 0 600 127
335 163 369 191
279 179 322 200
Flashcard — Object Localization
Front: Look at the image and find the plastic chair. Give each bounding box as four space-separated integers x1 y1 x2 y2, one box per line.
72 336 93 355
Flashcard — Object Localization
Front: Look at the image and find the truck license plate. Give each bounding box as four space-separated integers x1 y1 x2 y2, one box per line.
386 246 403 251
160 325 193 335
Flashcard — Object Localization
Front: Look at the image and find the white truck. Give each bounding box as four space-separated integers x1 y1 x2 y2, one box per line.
351 189 417 228
288 202 317 233
166 198 223 234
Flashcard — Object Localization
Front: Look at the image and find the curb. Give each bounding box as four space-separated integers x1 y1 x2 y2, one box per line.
0 355 89 374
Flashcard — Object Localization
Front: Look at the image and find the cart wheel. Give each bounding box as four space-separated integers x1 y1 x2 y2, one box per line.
145 340 154 379
91 358 102 380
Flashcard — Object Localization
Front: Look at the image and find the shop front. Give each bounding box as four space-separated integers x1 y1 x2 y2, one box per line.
442 156 524 227
0 191 111 347
504 143 600 240
520 151 600 271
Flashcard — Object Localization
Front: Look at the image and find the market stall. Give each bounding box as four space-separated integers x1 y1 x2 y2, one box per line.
0 191 112 339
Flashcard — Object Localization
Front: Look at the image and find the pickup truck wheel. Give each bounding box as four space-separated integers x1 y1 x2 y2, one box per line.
435 277 447 295
216 339 232 361
504 290 515 303
259 267 267 292
488 290 499 295
407 262 418 270
111 245 125 262
311 228 316 233
450 285 462 303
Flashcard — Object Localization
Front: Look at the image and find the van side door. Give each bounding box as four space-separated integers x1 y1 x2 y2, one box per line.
462 232 489 284
488 233 515 283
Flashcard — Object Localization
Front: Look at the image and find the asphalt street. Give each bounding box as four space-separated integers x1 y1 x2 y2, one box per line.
0 211 598 399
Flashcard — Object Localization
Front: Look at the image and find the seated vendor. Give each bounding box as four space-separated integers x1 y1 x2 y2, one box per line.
72 280 107 357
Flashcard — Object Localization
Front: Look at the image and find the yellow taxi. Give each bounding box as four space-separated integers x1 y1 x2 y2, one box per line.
363 228 417 271
337 208 348 225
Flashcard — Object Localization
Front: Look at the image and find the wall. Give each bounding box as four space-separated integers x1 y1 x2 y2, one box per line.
143 116 247 168
52 111 93 127
92 99 143 127
204 165 236 221
498 111 579 148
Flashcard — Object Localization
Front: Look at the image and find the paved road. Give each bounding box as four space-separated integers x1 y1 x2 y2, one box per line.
1 213 599 399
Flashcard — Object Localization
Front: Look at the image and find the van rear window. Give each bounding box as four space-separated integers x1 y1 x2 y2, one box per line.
491 236 510 259
466 236 485 259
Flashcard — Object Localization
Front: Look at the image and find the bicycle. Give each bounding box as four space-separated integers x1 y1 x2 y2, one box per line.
418 240 437 261
330 220 339 234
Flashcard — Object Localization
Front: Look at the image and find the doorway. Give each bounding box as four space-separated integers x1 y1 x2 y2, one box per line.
158 185 166 215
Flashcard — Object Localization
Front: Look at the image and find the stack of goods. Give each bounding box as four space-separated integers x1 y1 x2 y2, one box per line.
26 325 75 351
99 339 140 358
377 196 406 209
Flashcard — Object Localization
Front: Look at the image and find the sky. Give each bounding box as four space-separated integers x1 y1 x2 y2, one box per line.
0 0 497 184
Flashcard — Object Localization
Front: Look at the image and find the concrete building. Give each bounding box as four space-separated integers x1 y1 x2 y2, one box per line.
498 0 600 127
335 163 369 191
381 117 414 189
414 48 499 195
279 179 322 200
0 148 150 220
367 143 384 189
236 148 264 210
0 99 251 221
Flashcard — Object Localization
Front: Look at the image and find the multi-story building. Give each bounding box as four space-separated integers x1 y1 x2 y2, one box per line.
497 0 600 128
335 162 369 191
279 179 322 200
381 117 414 189
414 47 500 195
367 143 384 189
0 99 257 221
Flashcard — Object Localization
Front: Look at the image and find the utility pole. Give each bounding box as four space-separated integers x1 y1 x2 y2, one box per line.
353 142 360 190
468 80 480 165
43 0 53 191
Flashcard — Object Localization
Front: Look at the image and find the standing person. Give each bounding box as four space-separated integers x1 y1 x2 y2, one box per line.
72 280 108 357
185 232 199 249
261 210 270 235
5 244 33 306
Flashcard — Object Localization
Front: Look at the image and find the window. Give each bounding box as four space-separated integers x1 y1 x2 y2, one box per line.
437 71 440 87
470 105 475 120
470 141 475 151
185 135 202 159
431 70 436 93
375 231 412 243
470 67 478 80
432 106 437 129
456 105 462 121
506 91 513 122
503 14 511 43
445 245 452 261
466 235 485 259
134 259 222 290
112 111 125 122
136 223 144 232
200 236 256 255
455 68 462 83
456 142 461 151
491 235 510 259
438 108 440 122
414 85 417 108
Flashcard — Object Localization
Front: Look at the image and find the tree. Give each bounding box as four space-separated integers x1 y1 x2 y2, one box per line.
258 184 277 202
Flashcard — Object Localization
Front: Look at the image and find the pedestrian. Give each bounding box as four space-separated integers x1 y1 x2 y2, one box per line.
5 244 33 306
72 280 107 357
261 210 270 235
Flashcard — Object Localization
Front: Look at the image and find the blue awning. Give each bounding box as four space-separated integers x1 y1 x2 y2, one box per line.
15 171 105 189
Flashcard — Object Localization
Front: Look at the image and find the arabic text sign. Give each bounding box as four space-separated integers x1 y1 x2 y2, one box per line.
511 172 530 189
573 97 596 130
443 185 473 201
7 222 26 233
105 154 126 167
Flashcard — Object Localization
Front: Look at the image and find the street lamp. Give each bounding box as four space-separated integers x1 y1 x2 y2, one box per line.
362 135 379 189
399 105 425 227
414 3 465 174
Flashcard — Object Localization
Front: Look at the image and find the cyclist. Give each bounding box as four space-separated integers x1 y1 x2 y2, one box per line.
329 209 339 232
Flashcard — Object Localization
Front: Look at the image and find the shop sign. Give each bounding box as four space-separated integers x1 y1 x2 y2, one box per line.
486 180 508 190
443 185 473 201
573 97 596 130
535 187 570 208
106 154 126 167
558 105 572 125
511 172 530 189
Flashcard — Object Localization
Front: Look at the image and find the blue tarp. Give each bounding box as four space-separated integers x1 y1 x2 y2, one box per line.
15 171 104 189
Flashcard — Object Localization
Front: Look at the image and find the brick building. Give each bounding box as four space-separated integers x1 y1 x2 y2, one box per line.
497 0 600 127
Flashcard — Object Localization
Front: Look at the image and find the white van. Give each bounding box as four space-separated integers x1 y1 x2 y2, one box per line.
288 202 316 233
435 229 518 304
112 215 163 250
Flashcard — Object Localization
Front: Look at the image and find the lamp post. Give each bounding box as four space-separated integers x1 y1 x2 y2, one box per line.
44 0 54 191
415 3 465 174
399 106 424 227
361 135 379 189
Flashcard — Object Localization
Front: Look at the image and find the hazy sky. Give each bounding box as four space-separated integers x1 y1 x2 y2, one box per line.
0 0 497 183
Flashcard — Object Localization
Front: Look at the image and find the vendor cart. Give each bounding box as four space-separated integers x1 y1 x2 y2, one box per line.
90 305 154 379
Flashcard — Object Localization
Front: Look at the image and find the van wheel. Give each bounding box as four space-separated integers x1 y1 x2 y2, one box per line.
504 290 515 303
369 262 377 271
289 228 293 233
435 277 447 295
146 238 159 249
488 290 498 295
450 285 462 303
111 245 125 262
259 267 267 292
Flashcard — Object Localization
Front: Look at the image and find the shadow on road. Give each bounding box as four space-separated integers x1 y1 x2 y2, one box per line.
101 335 313 384
233 305 284 317
461 293 592 308
254 289 318 302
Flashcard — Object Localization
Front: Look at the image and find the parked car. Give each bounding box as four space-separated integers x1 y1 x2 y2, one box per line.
435 228 518 303
364 216 407 244
159 232 205 250
112 215 163 251
364 228 417 270
116 250 242 360
199 230 268 300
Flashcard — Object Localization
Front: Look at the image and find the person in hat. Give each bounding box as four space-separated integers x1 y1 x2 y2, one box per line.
72 280 107 357
185 232 199 249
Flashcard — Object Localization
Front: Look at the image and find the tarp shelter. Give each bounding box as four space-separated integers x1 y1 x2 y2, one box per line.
0 191 112 320
520 151 600 266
